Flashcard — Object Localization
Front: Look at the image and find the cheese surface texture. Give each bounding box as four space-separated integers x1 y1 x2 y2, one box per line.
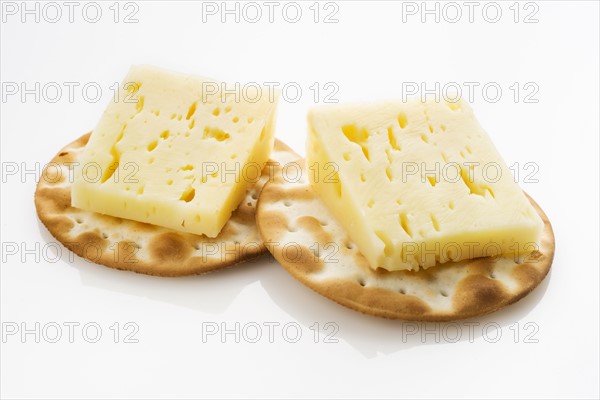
307 100 543 271
72 65 278 237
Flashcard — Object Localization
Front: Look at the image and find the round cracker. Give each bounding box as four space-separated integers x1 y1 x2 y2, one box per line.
256 161 555 321
35 133 299 276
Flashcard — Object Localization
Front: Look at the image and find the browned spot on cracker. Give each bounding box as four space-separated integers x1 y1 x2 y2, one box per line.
296 216 335 245
73 231 108 249
453 274 508 315
318 280 431 318
256 210 289 241
112 240 141 264
40 166 66 185
46 216 75 233
288 245 324 275
263 185 314 202
66 231 109 264
512 263 544 290
149 232 192 262
36 187 73 214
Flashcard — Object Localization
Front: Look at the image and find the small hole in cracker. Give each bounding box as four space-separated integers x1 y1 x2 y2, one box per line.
344 241 354 250
59 152 68 157
440 290 448 297
101 233 108 239
284 200 292 207
251 193 258 200
247 202 252 207
319 220 328 226
358 279 366 287
489 272 496 279
75 218 82 224
399 288 406 295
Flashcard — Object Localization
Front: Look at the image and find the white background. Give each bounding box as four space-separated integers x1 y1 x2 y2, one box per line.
1 1 599 399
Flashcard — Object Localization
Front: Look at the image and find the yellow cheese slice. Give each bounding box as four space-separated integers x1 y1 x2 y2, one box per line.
307 99 543 271
72 65 278 238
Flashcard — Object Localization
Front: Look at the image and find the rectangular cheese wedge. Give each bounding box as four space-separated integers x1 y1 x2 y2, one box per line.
72 65 278 237
307 99 543 271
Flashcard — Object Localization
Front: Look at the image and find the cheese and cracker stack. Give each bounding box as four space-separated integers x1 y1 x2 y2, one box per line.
35 65 299 276
35 65 554 320
256 100 554 320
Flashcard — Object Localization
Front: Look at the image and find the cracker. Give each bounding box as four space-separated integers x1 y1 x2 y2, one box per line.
256 161 555 321
35 133 299 276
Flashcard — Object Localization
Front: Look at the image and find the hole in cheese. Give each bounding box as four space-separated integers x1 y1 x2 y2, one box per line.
386 166 393 181
186 102 197 120
341 124 370 161
388 127 401 151
179 186 195 203
447 101 461 111
397 112 408 128
375 231 394 257
135 96 145 112
101 129 124 183
459 166 494 198
147 140 158 152
430 213 440 231
399 213 413 238
203 127 230 142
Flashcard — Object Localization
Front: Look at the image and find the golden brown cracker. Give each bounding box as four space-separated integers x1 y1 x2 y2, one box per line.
257 161 554 321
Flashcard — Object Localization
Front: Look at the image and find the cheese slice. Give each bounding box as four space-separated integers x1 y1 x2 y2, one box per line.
71 65 278 237
307 99 543 271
